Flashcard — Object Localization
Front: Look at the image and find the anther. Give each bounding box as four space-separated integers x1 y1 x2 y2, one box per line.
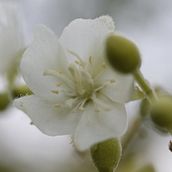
51 90 59 94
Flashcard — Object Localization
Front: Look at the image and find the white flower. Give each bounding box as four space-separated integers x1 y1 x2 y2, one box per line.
15 16 134 151
0 2 24 75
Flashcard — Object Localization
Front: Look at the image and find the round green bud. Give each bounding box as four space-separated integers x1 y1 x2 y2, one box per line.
106 35 141 74
150 96 172 133
0 92 11 111
90 138 122 172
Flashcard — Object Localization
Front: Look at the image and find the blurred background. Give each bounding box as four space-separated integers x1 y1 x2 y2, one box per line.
0 0 172 171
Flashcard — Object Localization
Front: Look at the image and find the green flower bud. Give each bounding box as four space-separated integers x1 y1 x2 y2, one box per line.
91 138 122 172
106 35 141 74
0 92 11 111
150 96 172 133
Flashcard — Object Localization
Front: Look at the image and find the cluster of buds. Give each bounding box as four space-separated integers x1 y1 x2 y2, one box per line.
91 34 172 172
106 34 172 135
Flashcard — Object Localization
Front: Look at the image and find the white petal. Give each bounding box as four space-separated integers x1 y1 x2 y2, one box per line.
59 16 115 62
21 25 68 102
0 2 24 74
74 102 127 151
14 95 82 136
99 68 134 103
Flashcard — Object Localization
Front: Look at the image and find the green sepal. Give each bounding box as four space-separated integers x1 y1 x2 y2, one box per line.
12 85 32 98
91 138 122 172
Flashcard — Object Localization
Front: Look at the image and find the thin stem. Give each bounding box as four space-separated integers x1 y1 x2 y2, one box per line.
133 69 157 103
122 69 157 153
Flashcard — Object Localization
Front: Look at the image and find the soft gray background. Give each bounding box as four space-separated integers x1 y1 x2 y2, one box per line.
0 0 172 171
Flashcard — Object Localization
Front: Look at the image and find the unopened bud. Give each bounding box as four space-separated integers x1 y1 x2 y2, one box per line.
91 138 121 172
106 35 141 74
0 92 11 111
150 96 172 133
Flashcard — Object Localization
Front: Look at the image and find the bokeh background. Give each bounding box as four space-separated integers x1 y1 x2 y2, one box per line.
0 0 172 171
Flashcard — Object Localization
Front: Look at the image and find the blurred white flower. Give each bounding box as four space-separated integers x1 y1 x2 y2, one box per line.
0 1 24 75
15 16 133 151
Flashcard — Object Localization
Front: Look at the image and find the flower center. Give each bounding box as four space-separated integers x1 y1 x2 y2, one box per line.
43 51 115 112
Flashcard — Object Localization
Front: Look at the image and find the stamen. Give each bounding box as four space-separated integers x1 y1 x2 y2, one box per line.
93 62 107 80
68 50 85 66
95 80 116 92
71 102 82 112
51 90 59 94
80 68 94 87
65 97 78 108
68 64 83 95
78 98 87 111
43 69 60 77
63 90 76 97
44 69 74 90
71 98 88 112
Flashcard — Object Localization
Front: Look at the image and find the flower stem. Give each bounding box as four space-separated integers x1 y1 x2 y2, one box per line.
133 69 157 103
122 69 156 153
